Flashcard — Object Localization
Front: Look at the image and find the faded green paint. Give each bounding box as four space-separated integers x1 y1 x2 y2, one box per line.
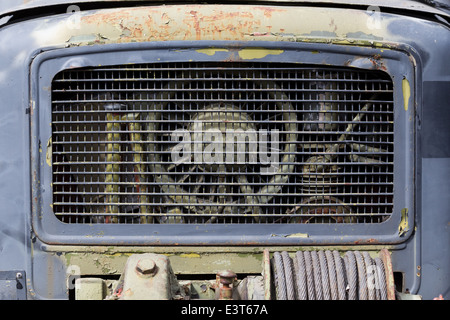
237 48 284 60
196 48 229 56
48 245 397 276
45 137 52 167
399 208 409 237
402 78 411 111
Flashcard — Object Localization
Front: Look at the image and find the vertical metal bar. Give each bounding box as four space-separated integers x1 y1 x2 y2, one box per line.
126 113 151 223
104 103 125 223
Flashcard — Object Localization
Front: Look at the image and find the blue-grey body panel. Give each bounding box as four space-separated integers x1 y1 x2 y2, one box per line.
0 3 448 300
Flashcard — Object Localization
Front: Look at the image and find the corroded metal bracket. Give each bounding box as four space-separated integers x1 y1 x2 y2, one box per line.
0 270 27 300
116 253 182 300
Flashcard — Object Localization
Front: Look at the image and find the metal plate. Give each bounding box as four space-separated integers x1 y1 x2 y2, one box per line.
0 271 27 300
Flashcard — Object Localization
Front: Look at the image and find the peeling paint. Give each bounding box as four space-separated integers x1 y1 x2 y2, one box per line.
398 208 409 236
29 5 396 49
285 233 309 238
238 48 284 60
270 233 308 238
46 137 52 167
402 77 411 111
196 48 229 56
179 253 201 258
67 34 99 44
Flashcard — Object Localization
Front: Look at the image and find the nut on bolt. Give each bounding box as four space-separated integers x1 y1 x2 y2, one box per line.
218 270 237 284
217 270 237 300
136 258 158 276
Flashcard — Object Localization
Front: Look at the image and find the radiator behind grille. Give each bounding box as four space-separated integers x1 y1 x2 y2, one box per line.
51 62 394 224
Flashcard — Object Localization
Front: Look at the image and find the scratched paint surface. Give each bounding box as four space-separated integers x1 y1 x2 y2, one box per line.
3 1 447 299
30 4 396 48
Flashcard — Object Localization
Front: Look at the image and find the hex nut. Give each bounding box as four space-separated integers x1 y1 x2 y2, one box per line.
135 258 158 276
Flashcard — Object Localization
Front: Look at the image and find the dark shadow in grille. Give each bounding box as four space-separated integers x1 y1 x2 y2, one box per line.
50 62 394 224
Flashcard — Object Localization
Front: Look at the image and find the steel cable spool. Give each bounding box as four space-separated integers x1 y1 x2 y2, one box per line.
354 251 368 300
375 257 387 300
269 250 392 300
281 251 297 300
310 251 324 299
363 251 377 300
344 251 358 300
325 250 338 300
303 251 316 300
272 252 287 300
294 251 308 300
333 250 347 300
318 250 331 300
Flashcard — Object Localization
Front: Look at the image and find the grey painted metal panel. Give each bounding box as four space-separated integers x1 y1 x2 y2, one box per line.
0 3 447 299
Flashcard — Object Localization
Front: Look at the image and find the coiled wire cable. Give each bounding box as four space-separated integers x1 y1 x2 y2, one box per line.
271 250 390 300
294 251 308 300
272 251 287 300
325 250 338 300
333 250 347 300
303 251 316 300
310 251 323 300
318 250 331 300
281 251 296 300
344 251 358 300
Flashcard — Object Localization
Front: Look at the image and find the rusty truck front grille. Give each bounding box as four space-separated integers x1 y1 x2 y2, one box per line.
51 62 394 224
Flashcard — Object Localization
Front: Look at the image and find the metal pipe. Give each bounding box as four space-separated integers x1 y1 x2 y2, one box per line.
104 103 126 223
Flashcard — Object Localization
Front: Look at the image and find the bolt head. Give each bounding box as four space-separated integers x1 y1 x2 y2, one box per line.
217 270 237 284
136 258 157 276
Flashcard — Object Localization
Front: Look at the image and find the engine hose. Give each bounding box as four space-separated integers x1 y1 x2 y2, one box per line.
271 250 390 300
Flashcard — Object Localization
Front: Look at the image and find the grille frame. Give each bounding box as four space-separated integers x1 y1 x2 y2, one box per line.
30 41 415 245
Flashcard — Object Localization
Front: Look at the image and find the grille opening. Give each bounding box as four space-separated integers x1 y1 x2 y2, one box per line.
50 62 394 224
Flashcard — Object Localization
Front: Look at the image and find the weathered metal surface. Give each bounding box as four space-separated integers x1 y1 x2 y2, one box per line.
58 249 265 276
263 249 272 300
0 0 448 301
216 270 237 300
119 253 181 300
32 38 415 246
51 244 401 276
379 248 396 300
26 3 417 249
2 0 449 18
75 277 107 300
0 270 27 300
72 249 397 300
27 4 405 49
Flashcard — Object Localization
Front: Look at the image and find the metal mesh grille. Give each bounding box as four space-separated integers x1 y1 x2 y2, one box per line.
50 62 394 224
